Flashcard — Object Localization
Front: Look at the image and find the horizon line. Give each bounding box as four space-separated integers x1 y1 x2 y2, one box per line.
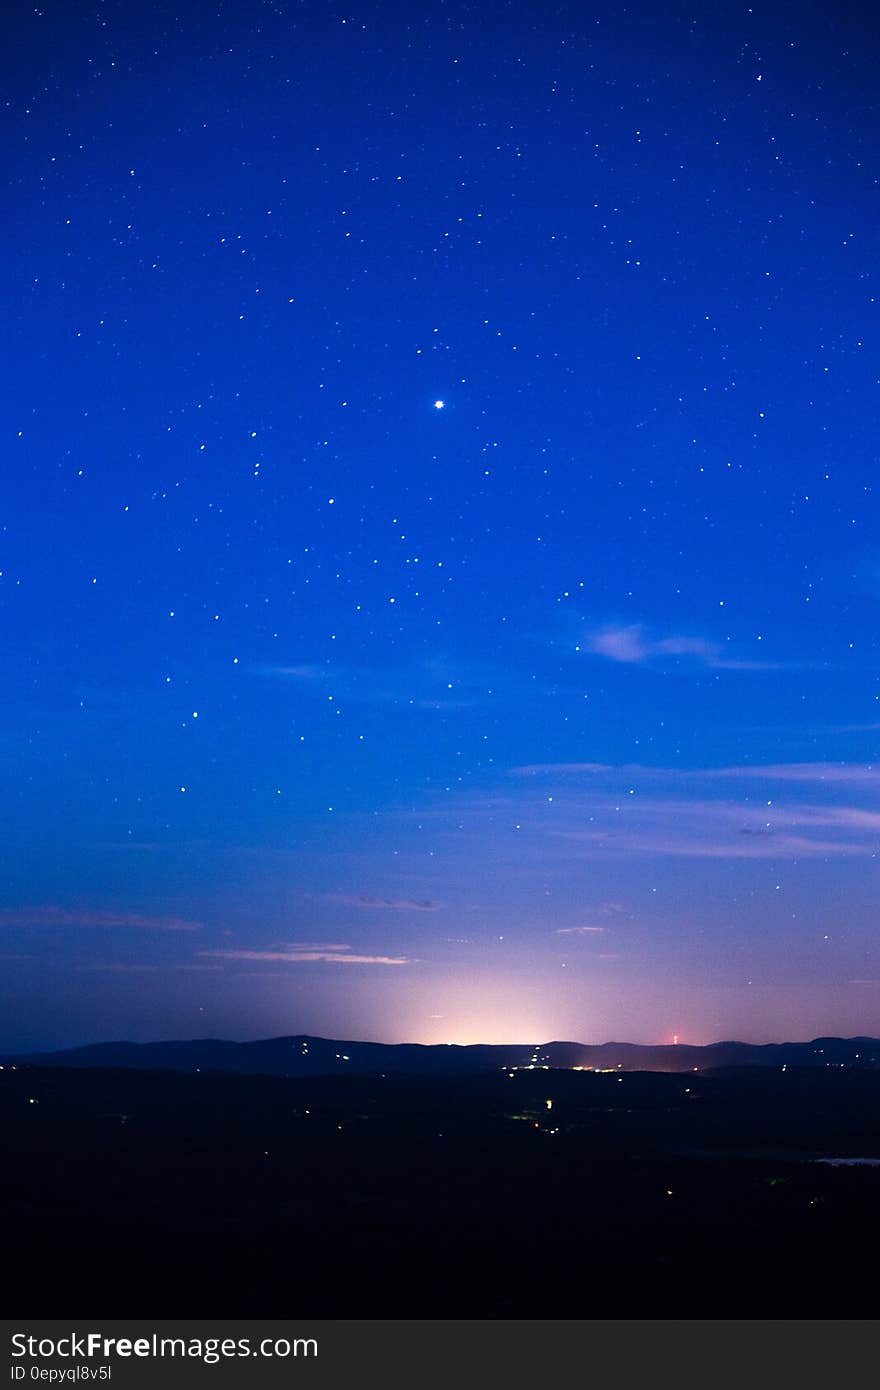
5 1029 879 1057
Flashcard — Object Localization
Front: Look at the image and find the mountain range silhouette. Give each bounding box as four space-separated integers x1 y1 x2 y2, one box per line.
8 1033 880 1076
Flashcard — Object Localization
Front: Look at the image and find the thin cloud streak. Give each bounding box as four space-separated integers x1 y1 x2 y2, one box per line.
77 963 225 974
555 797 880 859
200 946 410 966
583 624 779 671
0 907 201 932
76 964 162 974
495 766 880 861
715 763 879 784
330 895 440 912
511 761 878 785
256 664 326 681
561 829 870 859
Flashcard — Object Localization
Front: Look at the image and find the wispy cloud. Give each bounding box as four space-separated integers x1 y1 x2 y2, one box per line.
715 762 879 784
200 943 410 966
587 625 715 665
257 664 327 681
76 963 162 974
583 624 776 671
0 907 201 932
257 657 495 711
282 940 353 950
331 894 440 912
511 761 878 786
512 763 614 777
563 829 867 860
558 797 880 860
555 925 605 935
500 762 880 860
77 962 224 974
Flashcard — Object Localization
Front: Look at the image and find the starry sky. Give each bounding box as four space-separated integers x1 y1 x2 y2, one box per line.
4 0 880 1051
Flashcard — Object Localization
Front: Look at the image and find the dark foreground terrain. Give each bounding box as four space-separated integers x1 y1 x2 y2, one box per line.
5 1060 880 1317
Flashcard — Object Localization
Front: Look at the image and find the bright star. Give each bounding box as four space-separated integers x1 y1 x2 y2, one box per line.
433 399 445 410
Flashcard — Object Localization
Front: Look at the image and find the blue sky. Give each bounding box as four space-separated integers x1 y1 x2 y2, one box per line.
3 0 880 1048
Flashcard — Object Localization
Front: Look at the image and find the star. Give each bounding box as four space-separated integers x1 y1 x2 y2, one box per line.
433 399 445 410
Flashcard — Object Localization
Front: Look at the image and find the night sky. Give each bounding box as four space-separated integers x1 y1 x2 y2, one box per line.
4 0 880 1050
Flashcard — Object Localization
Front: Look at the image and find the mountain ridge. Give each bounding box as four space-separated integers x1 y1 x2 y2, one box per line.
6 1032 880 1077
